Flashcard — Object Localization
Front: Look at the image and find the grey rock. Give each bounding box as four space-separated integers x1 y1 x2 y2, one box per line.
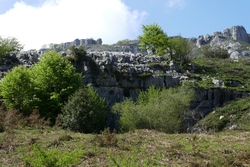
212 78 225 87
231 26 249 42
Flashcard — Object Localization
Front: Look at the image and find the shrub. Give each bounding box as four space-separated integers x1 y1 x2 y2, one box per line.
0 66 34 114
62 86 106 133
113 86 195 133
202 45 230 59
0 36 23 62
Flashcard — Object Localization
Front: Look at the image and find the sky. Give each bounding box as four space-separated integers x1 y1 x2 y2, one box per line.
0 0 249 50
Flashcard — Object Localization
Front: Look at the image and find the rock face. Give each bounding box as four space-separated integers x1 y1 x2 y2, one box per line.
196 26 249 48
194 26 250 59
74 52 181 105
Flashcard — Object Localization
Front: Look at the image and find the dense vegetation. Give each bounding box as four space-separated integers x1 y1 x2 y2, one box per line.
113 86 194 133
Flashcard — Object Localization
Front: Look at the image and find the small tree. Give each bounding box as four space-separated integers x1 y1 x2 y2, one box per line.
31 50 82 120
169 36 191 64
0 37 23 61
0 66 33 115
138 23 169 56
62 86 106 133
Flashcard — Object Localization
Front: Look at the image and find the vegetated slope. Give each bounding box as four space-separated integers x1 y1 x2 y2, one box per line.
0 128 249 166
195 95 250 132
190 57 250 91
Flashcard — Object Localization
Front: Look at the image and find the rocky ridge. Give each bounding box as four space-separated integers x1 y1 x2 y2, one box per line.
194 25 250 59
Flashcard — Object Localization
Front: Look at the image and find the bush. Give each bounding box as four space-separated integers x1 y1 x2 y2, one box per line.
0 66 34 114
113 86 195 133
202 45 230 59
0 36 23 62
62 86 106 133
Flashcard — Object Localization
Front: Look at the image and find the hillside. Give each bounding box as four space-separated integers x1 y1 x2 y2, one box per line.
1 25 250 166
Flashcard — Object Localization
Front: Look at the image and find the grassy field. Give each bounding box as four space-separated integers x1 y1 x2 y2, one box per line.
0 127 249 167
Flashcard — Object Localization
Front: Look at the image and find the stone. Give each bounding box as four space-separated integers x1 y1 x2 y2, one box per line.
212 78 225 87
169 61 180 72
230 26 249 43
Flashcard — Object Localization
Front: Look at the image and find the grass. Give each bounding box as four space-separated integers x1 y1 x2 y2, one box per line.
0 127 249 166
191 57 250 91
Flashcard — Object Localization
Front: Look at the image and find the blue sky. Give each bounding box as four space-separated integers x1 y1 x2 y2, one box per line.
0 0 249 50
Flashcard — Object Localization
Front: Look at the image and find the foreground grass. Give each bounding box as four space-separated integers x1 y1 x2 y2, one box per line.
0 128 249 166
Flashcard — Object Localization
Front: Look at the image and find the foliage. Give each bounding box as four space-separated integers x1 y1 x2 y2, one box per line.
69 45 87 62
31 50 82 120
0 36 23 60
62 86 106 133
169 36 191 65
113 86 195 133
201 45 230 59
23 144 83 167
138 23 169 56
116 39 130 45
0 66 34 114
0 50 82 122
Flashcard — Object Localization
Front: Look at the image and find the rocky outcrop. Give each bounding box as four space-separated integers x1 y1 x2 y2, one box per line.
196 26 249 48
194 26 250 59
74 52 181 105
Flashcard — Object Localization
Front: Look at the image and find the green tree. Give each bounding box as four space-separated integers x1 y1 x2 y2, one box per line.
138 23 169 56
31 50 82 120
62 86 106 133
0 37 23 60
0 66 33 114
169 36 191 64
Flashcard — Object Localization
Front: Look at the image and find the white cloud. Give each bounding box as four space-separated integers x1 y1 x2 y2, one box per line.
167 0 187 9
0 0 147 50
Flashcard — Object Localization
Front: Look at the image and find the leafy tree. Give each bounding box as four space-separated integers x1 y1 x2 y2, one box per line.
62 86 106 133
0 50 82 122
0 37 23 60
31 50 82 120
169 36 191 63
0 66 33 115
138 23 169 56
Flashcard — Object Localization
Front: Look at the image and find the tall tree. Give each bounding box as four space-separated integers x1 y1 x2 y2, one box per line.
138 23 169 56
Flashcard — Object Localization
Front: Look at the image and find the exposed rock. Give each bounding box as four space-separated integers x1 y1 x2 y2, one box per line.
231 26 249 42
194 25 250 59
212 78 225 87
